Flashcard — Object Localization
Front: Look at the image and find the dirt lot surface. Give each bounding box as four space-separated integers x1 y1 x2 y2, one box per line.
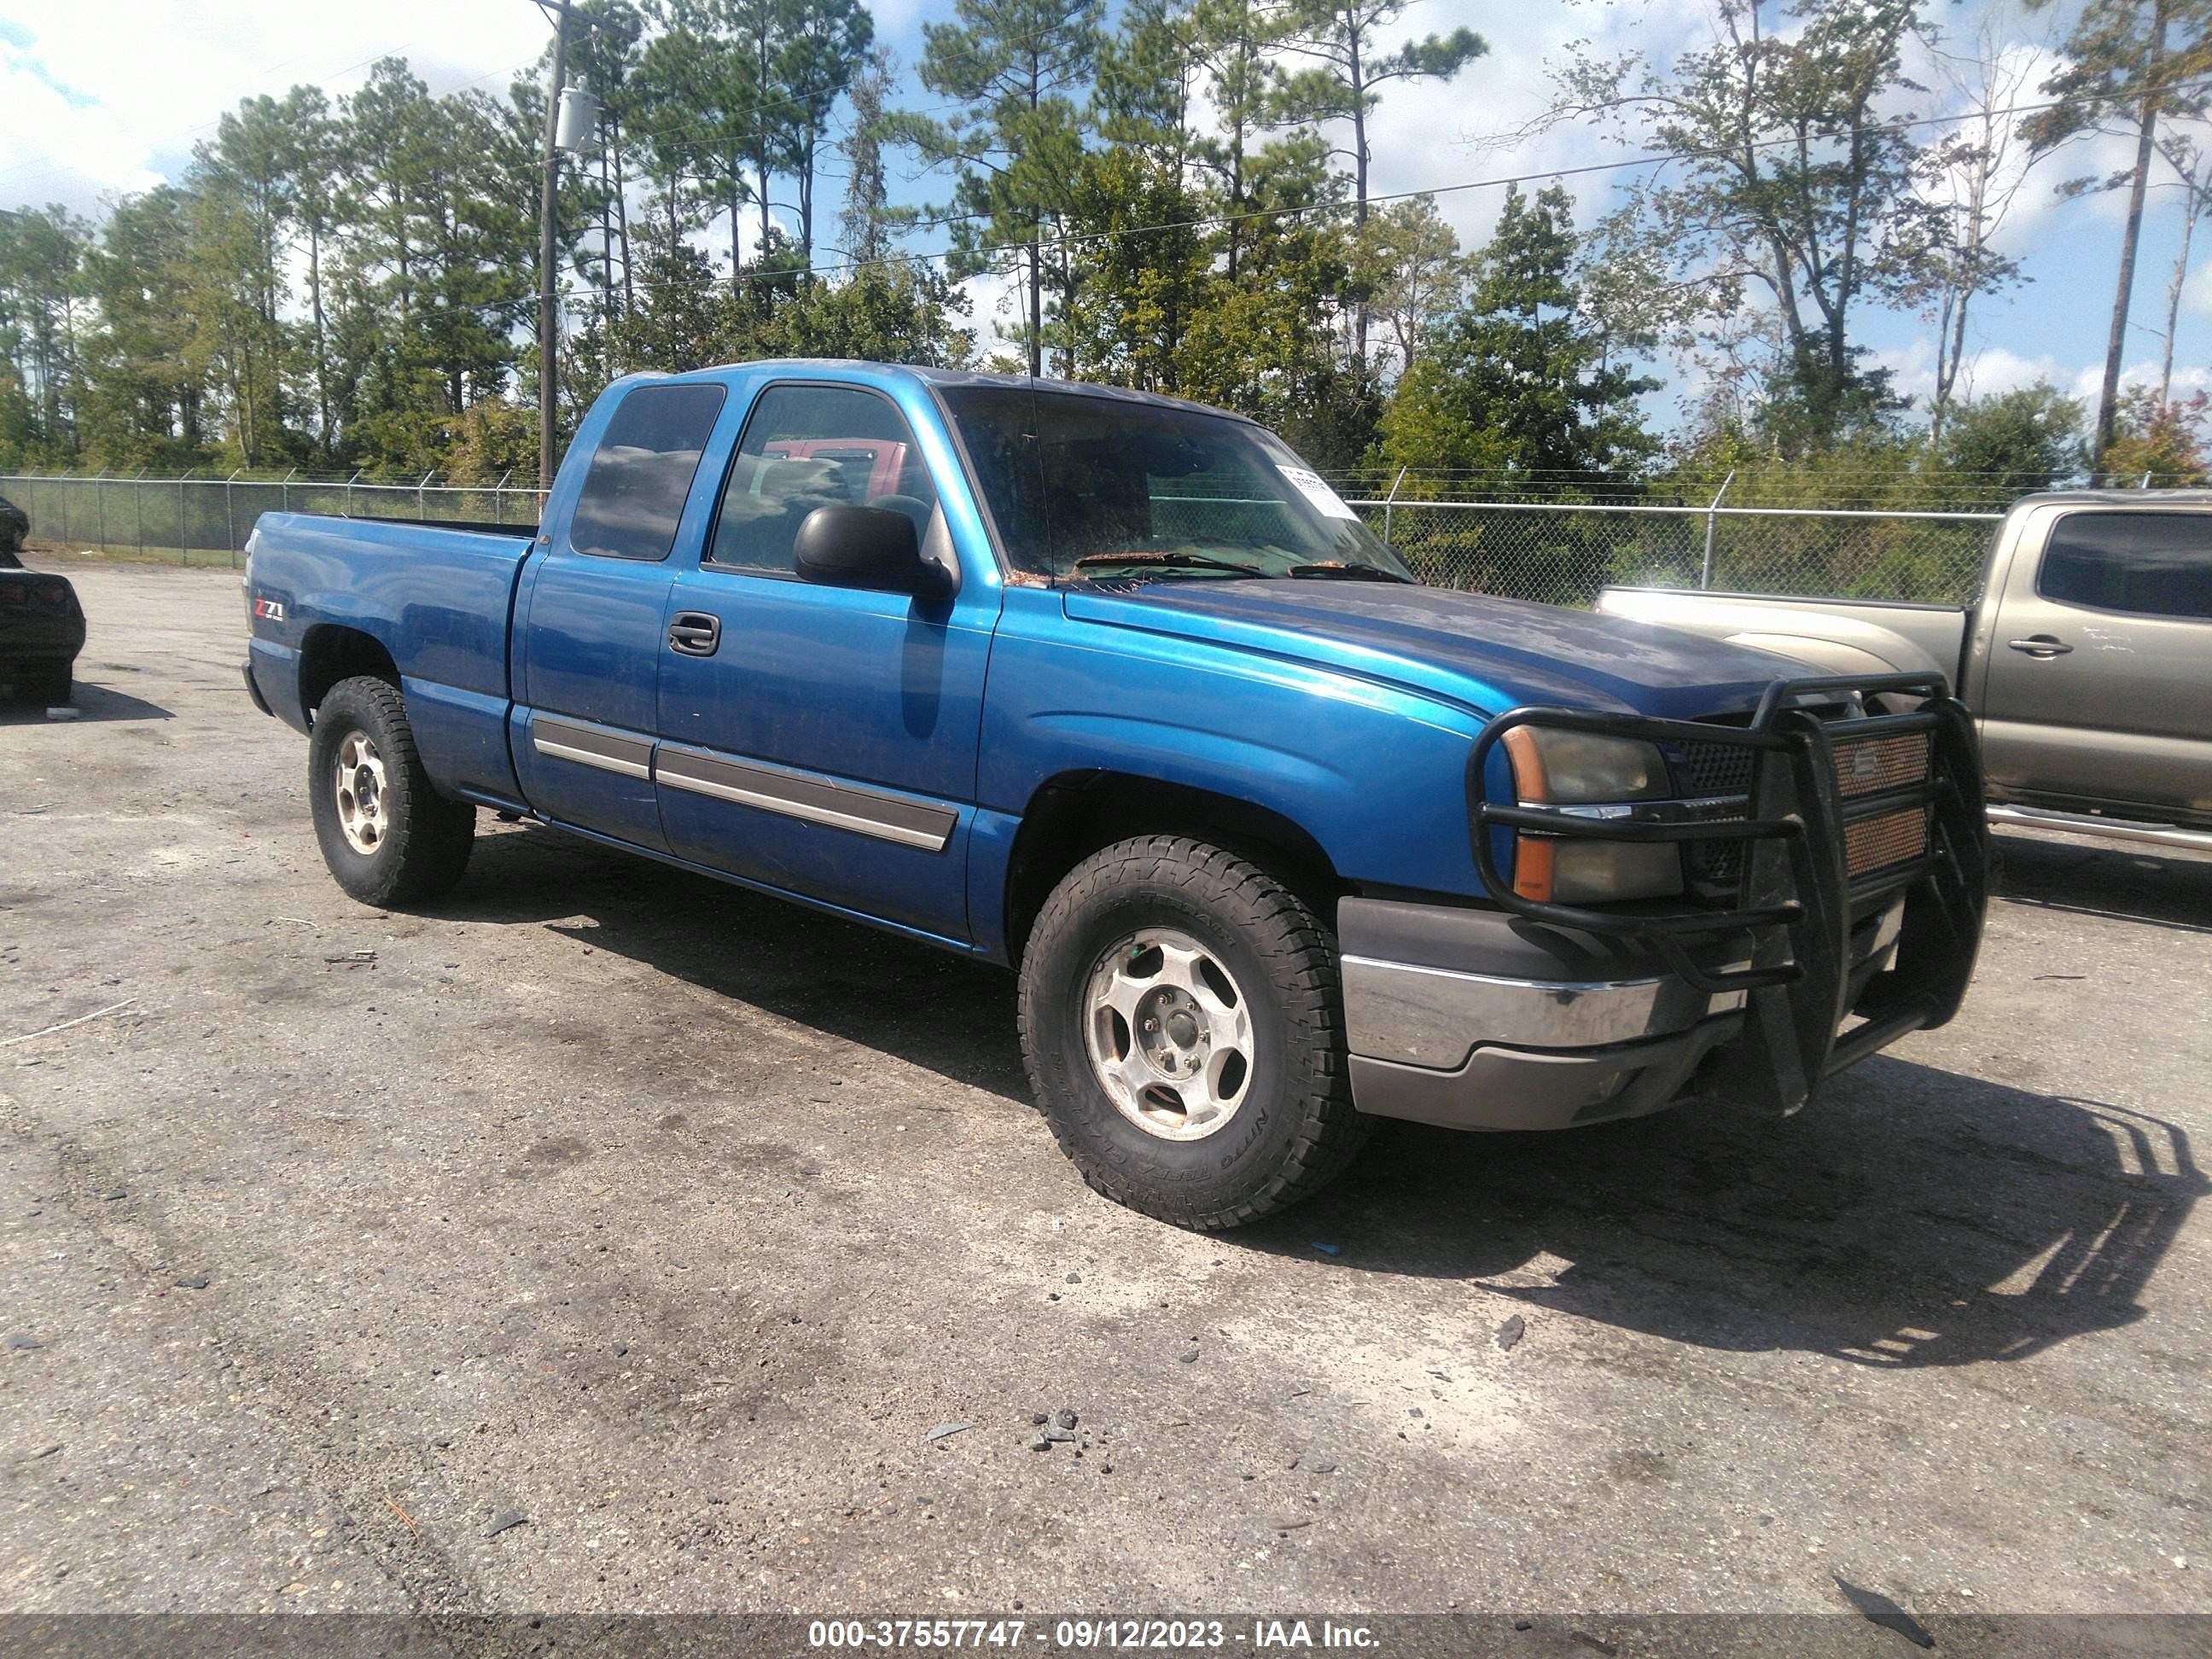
3 560 2209 1633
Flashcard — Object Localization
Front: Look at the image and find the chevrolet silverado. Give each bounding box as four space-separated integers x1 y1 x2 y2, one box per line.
243 364 1988 1227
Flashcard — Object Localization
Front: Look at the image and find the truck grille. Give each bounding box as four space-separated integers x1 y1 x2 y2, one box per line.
1667 739 1753 892
1832 731 1931 800
1845 809 1928 877
1833 731 1931 878
1668 738 1755 798
1668 728 1933 892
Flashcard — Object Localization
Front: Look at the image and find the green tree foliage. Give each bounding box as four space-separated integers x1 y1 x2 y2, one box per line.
1370 188 1656 602
77 191 200 468
0 205 92 457
1379 184 1657 481
2023 0 2212 470
7 0 2188 524
1355 195 1465 383
779 0 876 260
1936 385 2088 492
1183 0 1301 282
568 1 649 321
893 0 1103 375
1545 0 1957 451
1275 1 1485 368
2102 387 2211 484
633 0 765 281
838 46 899 262
606 254 970 370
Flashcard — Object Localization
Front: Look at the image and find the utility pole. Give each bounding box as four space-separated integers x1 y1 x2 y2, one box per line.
538 0 573 492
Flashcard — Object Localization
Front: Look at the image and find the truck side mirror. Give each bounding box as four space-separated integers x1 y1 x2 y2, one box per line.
793 504 952 600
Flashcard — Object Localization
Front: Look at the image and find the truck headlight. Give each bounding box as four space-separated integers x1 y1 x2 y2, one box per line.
1499 728 1684 904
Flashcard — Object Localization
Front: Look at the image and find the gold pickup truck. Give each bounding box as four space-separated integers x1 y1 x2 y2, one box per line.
1598 490 2212 854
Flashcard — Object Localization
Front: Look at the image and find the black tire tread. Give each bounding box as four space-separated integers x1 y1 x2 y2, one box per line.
310 676 474 906
1017 835 1369 1230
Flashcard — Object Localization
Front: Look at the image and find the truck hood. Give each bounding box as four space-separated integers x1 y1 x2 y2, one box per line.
1062 579 1811 719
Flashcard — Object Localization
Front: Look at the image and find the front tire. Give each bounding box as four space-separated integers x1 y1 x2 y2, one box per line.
1018 835 1369 1229
7 663 67 706
308 676 474 906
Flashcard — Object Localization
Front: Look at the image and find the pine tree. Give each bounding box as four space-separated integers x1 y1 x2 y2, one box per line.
1378 184 1657 480
2023 0 2212 473
838 47 898 262
778 0 875 262
1275 0 1486 368
893 0 1104 376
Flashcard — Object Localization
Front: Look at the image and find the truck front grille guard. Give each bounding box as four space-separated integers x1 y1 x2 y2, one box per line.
1467 673 1991 1114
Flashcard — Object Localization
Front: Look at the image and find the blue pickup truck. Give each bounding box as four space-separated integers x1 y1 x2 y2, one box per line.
243 362 1988 1227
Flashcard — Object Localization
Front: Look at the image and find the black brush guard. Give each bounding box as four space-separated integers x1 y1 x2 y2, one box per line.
1467 673 1990 1117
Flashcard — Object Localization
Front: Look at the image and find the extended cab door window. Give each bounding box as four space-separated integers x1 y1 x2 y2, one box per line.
517 381 729 853
570 381 730 562
1981 509 2212 821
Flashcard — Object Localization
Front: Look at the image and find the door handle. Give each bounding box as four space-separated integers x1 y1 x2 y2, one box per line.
668 611 721 656
2005 635 2073 658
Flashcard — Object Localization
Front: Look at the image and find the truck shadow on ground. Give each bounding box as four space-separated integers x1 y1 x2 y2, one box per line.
445 821 2204 1372
1252 1068 2205 1369
0 680 174 726
1992 830 2212 934
442 821 1033 1103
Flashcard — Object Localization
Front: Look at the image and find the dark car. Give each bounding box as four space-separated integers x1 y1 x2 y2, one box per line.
0 492 85 705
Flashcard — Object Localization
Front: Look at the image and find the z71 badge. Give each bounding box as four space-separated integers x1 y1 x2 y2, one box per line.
253 596 286 622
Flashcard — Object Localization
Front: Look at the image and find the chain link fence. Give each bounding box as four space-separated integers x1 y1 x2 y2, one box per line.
4 469 2000 607
0 473 548 568
1353 498 2001 607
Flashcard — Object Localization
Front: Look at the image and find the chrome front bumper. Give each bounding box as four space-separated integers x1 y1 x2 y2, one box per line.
1338 896 1904 1132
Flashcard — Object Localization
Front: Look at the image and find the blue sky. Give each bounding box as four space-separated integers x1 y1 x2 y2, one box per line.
0 0 2204 424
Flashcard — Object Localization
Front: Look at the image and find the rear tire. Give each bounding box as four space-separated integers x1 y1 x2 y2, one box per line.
308 676 474 906
1018 835 1369 1229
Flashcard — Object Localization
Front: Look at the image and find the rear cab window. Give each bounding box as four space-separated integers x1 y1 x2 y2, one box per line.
568 381 729 562
2039 512 2212 620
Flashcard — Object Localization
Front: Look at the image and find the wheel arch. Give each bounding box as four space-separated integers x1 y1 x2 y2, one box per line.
1002 770 1342 964
296 625 400 725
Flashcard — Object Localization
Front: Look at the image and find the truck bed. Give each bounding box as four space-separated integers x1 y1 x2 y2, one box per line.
1594 586 1969 684
245 511 538 805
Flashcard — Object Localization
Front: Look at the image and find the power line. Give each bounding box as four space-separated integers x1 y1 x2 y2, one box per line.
532 76 2212 313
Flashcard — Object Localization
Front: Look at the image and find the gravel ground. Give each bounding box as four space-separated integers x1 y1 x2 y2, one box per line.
2 559 2208 1631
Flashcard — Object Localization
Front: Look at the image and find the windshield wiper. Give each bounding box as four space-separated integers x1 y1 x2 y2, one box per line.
1069 550 1268 579
1284 562 1416 583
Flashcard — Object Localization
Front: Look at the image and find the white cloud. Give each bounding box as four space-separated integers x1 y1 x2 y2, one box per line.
957 267 1024 364
0 3 545 216
1357 0 1715 250
2073 357 2212 401
2186 256 2212 318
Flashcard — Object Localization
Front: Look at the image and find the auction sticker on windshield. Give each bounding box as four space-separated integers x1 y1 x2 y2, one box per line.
1276 464 1360 521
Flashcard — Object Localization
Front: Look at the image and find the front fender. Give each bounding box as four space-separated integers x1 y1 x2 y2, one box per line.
976 590 1487 896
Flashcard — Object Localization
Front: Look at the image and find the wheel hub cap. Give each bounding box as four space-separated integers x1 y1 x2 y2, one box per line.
334 731 389 856
1083 928 1255 1142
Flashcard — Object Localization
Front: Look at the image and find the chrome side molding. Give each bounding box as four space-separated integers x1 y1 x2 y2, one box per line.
655 742 956 852
531 715 655 780
528 713 958 852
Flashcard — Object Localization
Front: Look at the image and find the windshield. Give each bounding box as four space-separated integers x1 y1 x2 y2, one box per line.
938 384 1415 583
